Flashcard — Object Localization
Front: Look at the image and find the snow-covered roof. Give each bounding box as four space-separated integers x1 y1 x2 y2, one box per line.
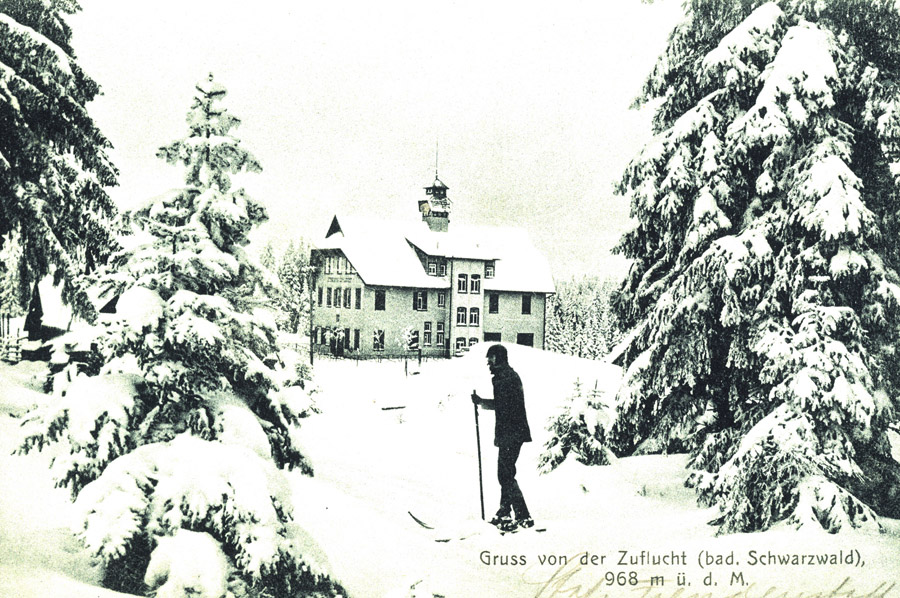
314 215 555 293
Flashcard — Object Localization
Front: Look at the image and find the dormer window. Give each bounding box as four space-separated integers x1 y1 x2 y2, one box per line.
439 262 447 276
485 261 495 278
457 274 468 293
428 261 437 276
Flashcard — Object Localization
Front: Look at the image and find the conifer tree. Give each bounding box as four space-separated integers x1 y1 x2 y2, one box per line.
0 0 118 318
546 276 622 359
277 240 310 335
20 75 345 597
610 0 900 533
540 379 614 473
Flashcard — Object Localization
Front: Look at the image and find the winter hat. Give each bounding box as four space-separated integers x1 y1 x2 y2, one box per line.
486 343 508 365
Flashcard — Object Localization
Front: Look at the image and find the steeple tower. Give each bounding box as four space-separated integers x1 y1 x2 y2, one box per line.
419 143 451 232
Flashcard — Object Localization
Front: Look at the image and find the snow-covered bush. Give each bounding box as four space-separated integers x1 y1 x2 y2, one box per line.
608 1 900 532
539 379 615 473
74 435 341 598
19 75 345 596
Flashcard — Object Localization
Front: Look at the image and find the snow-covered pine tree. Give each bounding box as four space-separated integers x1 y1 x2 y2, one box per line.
610 1 900 533
0 234 26 316
277 240 311 335
546 276 623 359
261 240 311 335
539 379 614 473
0 0 118 318
19 74 346 597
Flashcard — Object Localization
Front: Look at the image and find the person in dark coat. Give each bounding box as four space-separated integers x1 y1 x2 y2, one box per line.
471 344 533 531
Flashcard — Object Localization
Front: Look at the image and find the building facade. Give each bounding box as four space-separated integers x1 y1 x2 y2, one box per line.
310 177 554 358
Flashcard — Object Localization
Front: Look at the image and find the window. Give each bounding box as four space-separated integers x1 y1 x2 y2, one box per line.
343 327 351 350
336 257 343 274
439 262 447 276
457 307 467 325
325 257 333 274
484 332 501 342
428 261 437 276
375 290 386 311
469 307 480 327
318 287 323 307
469 337 479 347
353 329 360 350
436 323 445 346
355 288 361 309
489 293 499 314
486 261 495 278
344 288 351 309
326 288 333 308
413 290 428 311
456 337 467 351
457 274 468 293
334 287 340 308
522 294 532 315
373 330 385 351
470 274 481 294
438 292 446 308
424 322 432 346
516 333 534 347
313 327 320 344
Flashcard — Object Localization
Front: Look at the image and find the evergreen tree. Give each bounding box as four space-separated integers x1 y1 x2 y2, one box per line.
540 379 614 473
610 0 900 533
546 276 623 359
0 0 118 319
20 75 345 597
277 240 310 335
258 240 310 336
0 233 26 317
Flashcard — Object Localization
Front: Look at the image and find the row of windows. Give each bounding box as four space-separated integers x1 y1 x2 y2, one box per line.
315 324 447 351
319 286 363 309
318 287 532 315
323 256 355 275
314 327 533 351
425 261 496 279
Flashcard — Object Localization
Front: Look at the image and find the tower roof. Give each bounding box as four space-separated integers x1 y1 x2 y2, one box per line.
426 177 448 190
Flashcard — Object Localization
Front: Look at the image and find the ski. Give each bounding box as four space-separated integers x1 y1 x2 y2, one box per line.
409 511 486 543
408 511 434 530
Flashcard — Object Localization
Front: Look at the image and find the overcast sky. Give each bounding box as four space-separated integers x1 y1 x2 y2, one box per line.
69 0 682 281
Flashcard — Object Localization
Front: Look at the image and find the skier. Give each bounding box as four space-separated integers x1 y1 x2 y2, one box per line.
471 344 534 532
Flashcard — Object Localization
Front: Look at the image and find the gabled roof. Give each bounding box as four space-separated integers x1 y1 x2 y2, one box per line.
314 215 555 294
316 216 447 289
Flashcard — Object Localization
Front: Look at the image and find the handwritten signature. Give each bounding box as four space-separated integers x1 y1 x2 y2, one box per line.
520 556 897 598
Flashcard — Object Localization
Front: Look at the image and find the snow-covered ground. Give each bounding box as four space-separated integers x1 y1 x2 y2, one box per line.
2 344 899 597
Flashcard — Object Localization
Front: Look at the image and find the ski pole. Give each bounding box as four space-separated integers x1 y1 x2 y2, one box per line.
473 391 485 521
